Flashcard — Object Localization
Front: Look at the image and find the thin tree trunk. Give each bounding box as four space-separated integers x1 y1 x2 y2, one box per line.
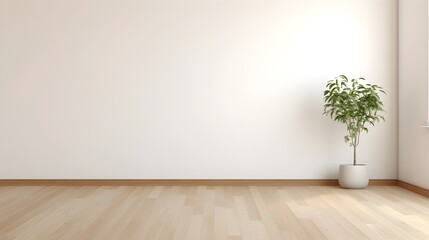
353 145 357 165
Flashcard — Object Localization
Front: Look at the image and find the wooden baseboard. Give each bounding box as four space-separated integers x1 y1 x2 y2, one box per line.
0 179 398 186
1 179 427 198
397 180 429 198
0 179 339 186
368 179 398 186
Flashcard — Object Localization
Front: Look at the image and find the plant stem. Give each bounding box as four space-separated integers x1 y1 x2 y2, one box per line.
353 144 357 165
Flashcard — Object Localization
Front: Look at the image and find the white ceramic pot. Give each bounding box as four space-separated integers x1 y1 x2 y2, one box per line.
338 164 369 189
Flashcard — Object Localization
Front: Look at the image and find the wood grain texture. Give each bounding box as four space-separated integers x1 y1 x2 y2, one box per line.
397 180 429 198
0 179 397 186
0 186 428 240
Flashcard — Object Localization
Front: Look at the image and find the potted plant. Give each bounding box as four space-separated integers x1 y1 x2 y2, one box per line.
323 75 385 189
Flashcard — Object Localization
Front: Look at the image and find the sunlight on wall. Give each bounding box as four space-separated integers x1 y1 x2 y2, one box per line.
0 0 398 179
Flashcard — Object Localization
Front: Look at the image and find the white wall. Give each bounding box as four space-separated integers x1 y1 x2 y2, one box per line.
0 0 398 179
399 0 429 189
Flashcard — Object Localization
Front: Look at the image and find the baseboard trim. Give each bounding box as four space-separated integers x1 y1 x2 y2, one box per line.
0 179 339 186
1 179 426 197
367 179 398 186
397 180 429 198
0 179 398 186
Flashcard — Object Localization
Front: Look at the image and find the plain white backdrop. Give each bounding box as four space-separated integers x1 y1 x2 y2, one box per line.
399 0 429 189
0 0 398 179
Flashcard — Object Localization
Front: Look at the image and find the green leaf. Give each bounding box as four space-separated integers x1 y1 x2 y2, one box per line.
322 75 386 146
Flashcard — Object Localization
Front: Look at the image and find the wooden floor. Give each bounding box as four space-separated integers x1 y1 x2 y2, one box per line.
0 186 428 240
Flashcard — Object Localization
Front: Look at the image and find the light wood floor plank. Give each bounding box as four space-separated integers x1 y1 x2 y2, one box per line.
0 186 428 240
